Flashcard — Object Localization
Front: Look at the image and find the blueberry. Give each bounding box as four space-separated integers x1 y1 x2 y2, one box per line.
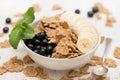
3 27 9 33
34 39 41 44
92 7 99 13
6 17 11 24
39 48 46 55
50 43 57 47
41 39 48 45
87 11 94 17
27 44 34 50
37 32 46 39
75 9 80 14
45 36 49 41
33 49 39 53
47 45 53 51
24 39 32 45
35 45 41 50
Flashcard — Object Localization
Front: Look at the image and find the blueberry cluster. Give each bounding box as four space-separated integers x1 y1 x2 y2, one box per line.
87 7 99 17
3 17 11 33
24 32 56 57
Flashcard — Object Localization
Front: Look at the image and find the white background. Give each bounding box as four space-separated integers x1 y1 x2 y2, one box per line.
0 0 120 80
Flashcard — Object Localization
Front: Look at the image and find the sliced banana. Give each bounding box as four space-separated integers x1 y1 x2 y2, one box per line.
77 38 94 53
60 12 99 53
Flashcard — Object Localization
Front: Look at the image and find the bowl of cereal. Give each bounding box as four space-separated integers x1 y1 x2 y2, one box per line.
22 12 100 70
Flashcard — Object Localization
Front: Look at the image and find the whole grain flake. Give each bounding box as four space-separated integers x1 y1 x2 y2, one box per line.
91 56 102 65
36 67 48 79
23 55 34 64
0 66 7 75
52 4 62 10
14 12 24 17
100 36 105 44
3 56 24 72
104 58 117 68
114 47 120 59
0 40 11 48
33 4 40 12
0 33 4 37
23 66 38 77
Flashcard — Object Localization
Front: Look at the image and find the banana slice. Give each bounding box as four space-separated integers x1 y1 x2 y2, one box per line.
77 38 94 53
60 12 99 53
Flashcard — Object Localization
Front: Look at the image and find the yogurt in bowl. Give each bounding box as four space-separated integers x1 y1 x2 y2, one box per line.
22 12 100 70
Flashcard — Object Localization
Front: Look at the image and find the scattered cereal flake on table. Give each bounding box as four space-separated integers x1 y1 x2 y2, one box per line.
100 36 105 44
95 12 102 20
3 56 24 72
104 58 117 68
97 77 110 80
94 2 111 15
33 4 40 12
23 55 34 64
114 47 120 59
0 66 7 75
23 66 38 77
67 70 83 78
106 17 116 27
79 77 93 80
52 4 62 10
80 64 90 74
10 22 17 27
0 33 4 37
87 61 96 66
91 56 102 65
36 67 48 79
60 76 73 80
14 12 24 17
45 78 54 80
0 40 11 48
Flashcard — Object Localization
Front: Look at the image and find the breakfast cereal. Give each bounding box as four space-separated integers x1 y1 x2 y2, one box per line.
60 76 73 80
100 36 105 44
95 12 101 20
10 22 17 27
79 77 93 80
94 2 116 27
36 67 48 79
0 40 11 48
23 55 34 64
3 56 24 72
34 16 83 58
33 4 40 12
52 4 62 10
23 66 38 77
104 58 117 68
0 33 4 37
91 56 102 65
14 13 24 17
114 47 120 59
0 66 7 75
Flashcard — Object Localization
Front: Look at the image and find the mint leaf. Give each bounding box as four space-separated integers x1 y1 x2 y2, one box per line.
9 27 23 49
22 23 35 39
9 7 35 49
23 7 35 24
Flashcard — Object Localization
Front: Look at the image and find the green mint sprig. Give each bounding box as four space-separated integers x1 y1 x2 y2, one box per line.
9 7 35 49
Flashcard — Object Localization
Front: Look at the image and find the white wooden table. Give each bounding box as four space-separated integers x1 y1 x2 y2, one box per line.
0 0 120 80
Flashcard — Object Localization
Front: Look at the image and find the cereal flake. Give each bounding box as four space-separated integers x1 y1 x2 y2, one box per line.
0 66 7 75
52 4 62 10
114 47 120 59
23 66 38 77
3 56 24 72
23 55 34 64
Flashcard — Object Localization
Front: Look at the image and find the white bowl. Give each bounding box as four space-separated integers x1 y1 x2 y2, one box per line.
21 21 100 70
